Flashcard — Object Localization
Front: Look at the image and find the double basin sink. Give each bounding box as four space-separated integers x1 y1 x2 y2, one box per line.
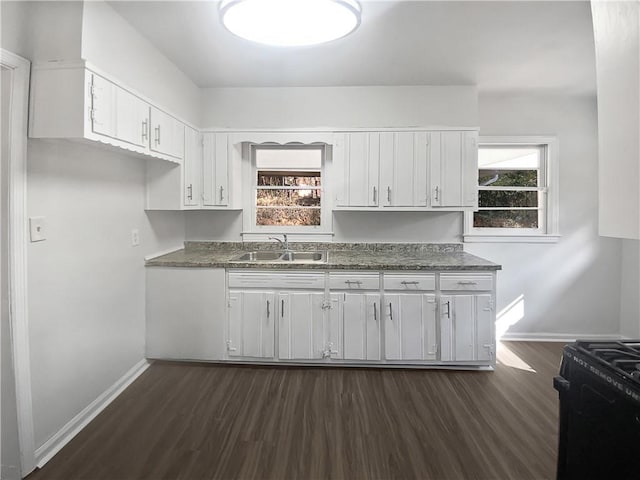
230 250 327 263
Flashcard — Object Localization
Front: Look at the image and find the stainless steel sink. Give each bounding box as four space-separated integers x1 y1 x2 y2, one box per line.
230 250 327 263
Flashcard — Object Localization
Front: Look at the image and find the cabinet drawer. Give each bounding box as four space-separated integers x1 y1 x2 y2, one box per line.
440 273 493 291
383 273 436 291
228 271 325 289
329 273 379 290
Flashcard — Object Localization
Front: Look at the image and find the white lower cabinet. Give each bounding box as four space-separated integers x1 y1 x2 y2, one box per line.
329 292 381 361
278 292 325 360
384 293 438 361
440 294 494 362
227 291 275 359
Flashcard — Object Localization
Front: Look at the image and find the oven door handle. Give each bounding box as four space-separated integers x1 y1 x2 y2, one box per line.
553 376 570 392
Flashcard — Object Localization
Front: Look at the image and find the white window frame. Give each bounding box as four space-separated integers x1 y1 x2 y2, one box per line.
464 136 560 243
242 142 334 241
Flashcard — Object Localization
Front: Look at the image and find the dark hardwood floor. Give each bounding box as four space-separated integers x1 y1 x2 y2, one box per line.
28 342 564 480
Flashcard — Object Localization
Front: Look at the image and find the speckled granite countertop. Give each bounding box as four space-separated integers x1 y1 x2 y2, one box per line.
146 242 501 271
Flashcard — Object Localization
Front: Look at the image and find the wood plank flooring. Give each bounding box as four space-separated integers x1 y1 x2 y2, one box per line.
27 342 564 480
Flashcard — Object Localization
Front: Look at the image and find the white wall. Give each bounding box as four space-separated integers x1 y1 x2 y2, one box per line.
591 1 639 240
620 239 640 338
201 86 478 129
466 93 622 338
81 1 201 125
26 140 184 449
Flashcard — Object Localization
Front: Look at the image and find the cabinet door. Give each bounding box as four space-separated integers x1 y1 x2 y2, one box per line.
430 131 478 208
380 132 428 207
202 133 229 207
440 294 493 362
278 292 325 360
330 293 381 360
384 293 437 360
227 291 275 358
90 74 116 138
183 127 202 207
150 106 184 159
336 133 380 207
113 86 149 148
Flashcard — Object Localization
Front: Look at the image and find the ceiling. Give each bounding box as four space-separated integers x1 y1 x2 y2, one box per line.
108 0 596 95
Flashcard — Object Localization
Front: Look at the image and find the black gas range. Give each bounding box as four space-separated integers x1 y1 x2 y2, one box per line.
553 340 640 480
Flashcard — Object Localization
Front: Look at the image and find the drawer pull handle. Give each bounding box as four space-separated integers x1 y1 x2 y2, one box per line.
444 301 451 319
345 280 363 286
372 186 377 204
400 281 419 286
457 281 478 286
281 299 284 317
388 302 393 320
373 302 377 321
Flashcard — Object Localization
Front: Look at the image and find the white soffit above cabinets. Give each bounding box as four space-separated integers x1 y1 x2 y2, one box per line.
108 0 596 95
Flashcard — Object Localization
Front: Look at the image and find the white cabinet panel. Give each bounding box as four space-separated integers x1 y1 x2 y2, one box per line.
380 132 428 207
150 106 184 159
384 293 437 360
440 294 494 362
430 131 478 208
183 127 202 207
335 133 380 207
228 291 275 359
90 74 115 138
330 292 381 361
440 273 494 291
278 292 325 360
383 273 436 291
202 133 229 207
114 86 149 148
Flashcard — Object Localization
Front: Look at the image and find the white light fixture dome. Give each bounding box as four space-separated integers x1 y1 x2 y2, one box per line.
219 0 361 47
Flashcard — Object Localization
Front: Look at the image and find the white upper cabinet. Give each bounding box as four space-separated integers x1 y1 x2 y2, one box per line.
202 133 229 207
183 126 202 207
150 106 184 160
334 133 380 207
380 132 429 207
29 62 186 164
334 130 477 210
429 131 478 208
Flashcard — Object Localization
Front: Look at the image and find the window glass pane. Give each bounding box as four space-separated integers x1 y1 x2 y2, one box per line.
478 191 538 208
478 169 538 187
256 189 322 207
257 207 321 226
257 172 321 187
255 148 322 170
473 210 539 228
478 147 540 169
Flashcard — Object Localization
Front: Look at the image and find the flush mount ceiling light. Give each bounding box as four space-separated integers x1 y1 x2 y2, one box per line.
219 0 361 47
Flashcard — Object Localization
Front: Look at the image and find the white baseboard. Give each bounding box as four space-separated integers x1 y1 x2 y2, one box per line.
499 332 625 342
34 359 151 468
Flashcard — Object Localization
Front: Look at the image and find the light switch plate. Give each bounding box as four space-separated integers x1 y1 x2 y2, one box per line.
131 229 140 247
29 216 46 242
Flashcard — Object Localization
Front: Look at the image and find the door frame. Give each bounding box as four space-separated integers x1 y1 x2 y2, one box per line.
1 48 36 476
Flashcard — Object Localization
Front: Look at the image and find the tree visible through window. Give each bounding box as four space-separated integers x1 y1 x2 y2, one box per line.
474 146 545 230
255 147 323 227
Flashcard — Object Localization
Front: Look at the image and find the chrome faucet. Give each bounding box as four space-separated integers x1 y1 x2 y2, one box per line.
268 234 290 252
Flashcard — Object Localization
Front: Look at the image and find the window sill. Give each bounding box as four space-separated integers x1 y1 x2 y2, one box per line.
463 234 561 244
241 232 335 243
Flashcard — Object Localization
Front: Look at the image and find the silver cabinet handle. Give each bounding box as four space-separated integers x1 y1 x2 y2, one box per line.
387 186 391 203
141 119 148 142
444 301 451 319
281 299 284 317
219 186 224 202
344 280 363 286
372 186 377 204
154 125 161 145
373 302 377 321
388 302 393 320
400 281 419 286
434 186 439 202
457 281 478 286
187 184 193 200
266 300 270 319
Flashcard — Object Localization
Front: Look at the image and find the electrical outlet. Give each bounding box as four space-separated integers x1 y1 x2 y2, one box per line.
29 217 46 242
131 229 140 247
